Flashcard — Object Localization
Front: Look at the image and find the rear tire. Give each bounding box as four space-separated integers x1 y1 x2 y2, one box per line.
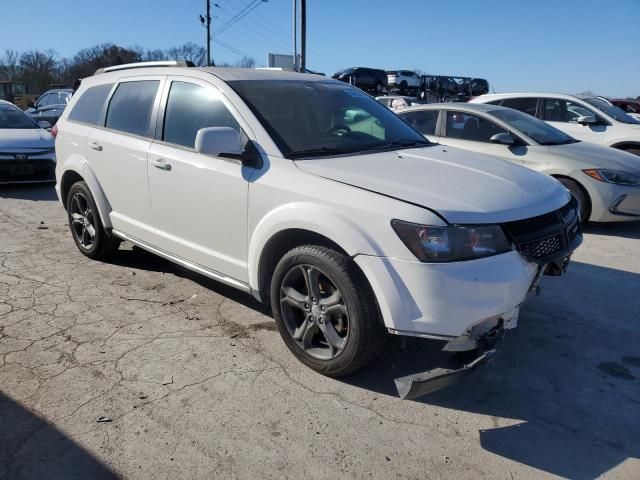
558 178 590 223
66 181 120 260
270 245 386 377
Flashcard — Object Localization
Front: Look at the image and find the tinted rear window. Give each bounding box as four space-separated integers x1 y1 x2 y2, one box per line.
106 81 159 137
68 84 114 125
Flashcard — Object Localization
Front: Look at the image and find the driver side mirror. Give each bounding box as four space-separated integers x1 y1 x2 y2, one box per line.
195 127 243 157
490 132 516 146
576 115 597 125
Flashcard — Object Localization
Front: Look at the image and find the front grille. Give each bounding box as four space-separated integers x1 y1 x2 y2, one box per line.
502 200 582 264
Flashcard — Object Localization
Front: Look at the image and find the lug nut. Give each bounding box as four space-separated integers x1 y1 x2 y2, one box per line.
304 303 309 310
312 297 317 303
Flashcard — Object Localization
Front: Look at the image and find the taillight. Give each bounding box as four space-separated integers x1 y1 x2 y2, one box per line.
51 124 58 138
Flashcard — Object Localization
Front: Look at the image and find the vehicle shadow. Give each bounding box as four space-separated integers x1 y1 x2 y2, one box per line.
0 393 118 479
106 245 268 314
0 183 58 201
343 260 640 479
583 221 640 239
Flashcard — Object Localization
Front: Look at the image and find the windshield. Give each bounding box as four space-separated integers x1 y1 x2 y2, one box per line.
229 80 430 158
0 105 38 129
583 97 640 124
489 108 577 145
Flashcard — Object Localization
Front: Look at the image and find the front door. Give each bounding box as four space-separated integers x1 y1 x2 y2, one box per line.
438 110 528 161
541 98 609 145
147 77 253 282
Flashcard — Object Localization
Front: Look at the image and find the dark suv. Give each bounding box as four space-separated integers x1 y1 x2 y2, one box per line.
25 88 73 126
332 67 388 94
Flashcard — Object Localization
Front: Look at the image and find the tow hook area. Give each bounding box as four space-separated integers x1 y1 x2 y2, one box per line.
544 255 571 276
394 326 503 400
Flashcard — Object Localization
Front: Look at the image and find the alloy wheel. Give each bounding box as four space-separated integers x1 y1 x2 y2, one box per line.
279 264 349 360
70 192 96 249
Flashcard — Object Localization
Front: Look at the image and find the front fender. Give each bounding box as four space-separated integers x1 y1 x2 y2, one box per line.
59 155 112 230
247 202 384 292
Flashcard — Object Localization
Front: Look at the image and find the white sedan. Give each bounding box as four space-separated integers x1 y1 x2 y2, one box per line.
398 103 640 222
0 100 56 184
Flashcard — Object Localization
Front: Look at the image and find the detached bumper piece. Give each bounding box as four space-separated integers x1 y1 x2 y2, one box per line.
395 324 503 400
395 349 495 400
502 199 582 270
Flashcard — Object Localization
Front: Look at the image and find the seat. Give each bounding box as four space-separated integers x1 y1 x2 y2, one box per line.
462 118 479 140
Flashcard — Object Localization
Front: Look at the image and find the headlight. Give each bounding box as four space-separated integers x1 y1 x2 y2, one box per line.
583 169 640 186
391 220 511 262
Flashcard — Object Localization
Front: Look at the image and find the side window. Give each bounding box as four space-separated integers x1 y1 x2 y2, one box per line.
67 83 114 125
105 80 159 137
162 81 244 150
500 97 538 117
36 94 51 108
402 110 439 136
445 111 507 142
543 99 594 123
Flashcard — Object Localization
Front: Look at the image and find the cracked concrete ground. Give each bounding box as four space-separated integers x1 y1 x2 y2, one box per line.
1 184 639 480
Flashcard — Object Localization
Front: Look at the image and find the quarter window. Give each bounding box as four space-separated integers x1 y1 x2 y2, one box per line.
105 81 159 137
445 111 507 142
543 99 594 123
402 110 439 136
67 83 114 125
162 82 243 149
500 97 538 117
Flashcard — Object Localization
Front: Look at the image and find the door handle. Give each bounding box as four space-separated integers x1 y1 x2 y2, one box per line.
89 141 102 151
152 158 172 171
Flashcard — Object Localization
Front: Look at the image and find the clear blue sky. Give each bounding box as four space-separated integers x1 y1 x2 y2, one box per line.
2 0 639 97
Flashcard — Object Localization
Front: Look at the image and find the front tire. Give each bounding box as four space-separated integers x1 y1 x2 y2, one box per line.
270 245 385 377
66 181 119 260
558 178 590 223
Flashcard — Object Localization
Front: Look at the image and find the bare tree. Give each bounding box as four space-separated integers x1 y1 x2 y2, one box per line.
0 49 21 80
236 56 256 69
166 43 206 66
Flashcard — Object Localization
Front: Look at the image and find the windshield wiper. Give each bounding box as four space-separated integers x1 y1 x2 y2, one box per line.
288 146 363 159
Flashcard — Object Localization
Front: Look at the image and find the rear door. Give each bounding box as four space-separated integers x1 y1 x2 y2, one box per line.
86 77 164 242
541 98 609 144
147 76 253 282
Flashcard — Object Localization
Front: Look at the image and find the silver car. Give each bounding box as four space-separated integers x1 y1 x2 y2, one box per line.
399 103 640 222
0 100 56 184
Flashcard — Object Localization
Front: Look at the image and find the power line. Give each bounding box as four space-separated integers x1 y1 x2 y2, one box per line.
215 0 266 36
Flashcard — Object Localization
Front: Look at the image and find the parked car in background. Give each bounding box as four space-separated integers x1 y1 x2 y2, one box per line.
25 88 73 126
398 103 640 222
331 67 388 94
375 95 422 111
611 99 640 121
417 75 490 102
386 70 420 94
0 100 56 184
55 62 580 382
470 93 640 156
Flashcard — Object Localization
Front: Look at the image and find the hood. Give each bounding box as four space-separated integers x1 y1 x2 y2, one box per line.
546 142 640 173
0 128 54 150
295 145 570 224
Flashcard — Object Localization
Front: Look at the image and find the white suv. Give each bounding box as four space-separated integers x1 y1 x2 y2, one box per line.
386 70 420 94
470 93 640 156
55 62 581 380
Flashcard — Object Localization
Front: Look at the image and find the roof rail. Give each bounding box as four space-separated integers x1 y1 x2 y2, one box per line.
94 60 195 75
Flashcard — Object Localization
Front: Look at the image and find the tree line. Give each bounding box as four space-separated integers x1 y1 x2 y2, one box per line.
0 43 256 94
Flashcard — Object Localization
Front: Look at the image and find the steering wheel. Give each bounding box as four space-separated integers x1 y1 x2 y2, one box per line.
326 124 351 136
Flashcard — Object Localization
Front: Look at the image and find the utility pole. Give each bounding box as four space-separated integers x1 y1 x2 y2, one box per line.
292 0 297 71
300 0 306 72
206 0 212 66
